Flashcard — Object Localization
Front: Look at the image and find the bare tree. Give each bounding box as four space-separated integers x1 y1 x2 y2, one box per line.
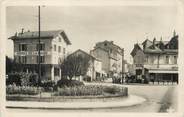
60 54 91 80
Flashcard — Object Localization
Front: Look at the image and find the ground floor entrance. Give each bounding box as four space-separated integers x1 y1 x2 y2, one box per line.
149 73 178 84
18 64 61 82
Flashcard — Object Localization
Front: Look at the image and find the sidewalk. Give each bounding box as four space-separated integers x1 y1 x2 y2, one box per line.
6 95 146 109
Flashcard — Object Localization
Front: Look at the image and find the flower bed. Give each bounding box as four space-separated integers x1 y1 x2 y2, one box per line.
6 85 42 95
54 85 128 96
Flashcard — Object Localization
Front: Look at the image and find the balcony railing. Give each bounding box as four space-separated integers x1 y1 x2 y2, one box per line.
15 51 51 56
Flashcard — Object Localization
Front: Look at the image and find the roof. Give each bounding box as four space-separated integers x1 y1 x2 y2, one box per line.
95 40 124 55
133 34 178 55
155 41 169 45
144 48 163 54
142 39 152 45
130 43 143 56
164 49 178 54
9 30 71 45
69 49 101 61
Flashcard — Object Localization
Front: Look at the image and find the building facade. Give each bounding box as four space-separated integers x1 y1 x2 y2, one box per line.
131 31 178 82
69 49 105 81
90 40 124 77
9 29 71 81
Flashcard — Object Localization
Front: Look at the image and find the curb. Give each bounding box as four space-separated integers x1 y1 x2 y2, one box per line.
6 95 146 109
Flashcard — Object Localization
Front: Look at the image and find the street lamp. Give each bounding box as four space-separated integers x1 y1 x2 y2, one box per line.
38 6 41 84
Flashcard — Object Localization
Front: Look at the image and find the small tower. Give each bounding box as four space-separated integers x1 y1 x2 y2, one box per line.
153 37 156 49
21 28 24 34
173 30 176 37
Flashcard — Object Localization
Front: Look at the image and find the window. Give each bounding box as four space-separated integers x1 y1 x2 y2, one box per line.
174 56 177 64
58 46 61 53
54 68 60 76
18 56 27 64
19 44 27 51
144 56 148 64
166 56 169 64
36 43 45 51
37 56 45 63
63 48 66 54
18 56 21 63
54 45 57 51
150 56 154 64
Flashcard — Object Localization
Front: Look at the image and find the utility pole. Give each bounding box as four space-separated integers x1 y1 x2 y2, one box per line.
38 6 41 84
122 48 125 84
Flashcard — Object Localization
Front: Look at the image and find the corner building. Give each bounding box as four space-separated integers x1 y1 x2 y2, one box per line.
9 29 71 82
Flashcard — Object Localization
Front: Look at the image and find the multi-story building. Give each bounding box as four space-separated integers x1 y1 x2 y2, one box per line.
69 49 105 81
131 31 178 82
90 40 124 77
9 29 71 81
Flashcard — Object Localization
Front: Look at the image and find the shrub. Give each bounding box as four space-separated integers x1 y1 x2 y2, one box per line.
83 75 91 82
6 85 42 95
40 81 55 92
6 72 39 86
6 73 22 86
29 73 39 86
56 78 84 88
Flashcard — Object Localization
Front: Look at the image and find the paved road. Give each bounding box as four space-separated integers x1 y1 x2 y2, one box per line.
6 84 177 113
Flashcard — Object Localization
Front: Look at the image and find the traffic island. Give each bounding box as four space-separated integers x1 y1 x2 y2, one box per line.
6 94 146 109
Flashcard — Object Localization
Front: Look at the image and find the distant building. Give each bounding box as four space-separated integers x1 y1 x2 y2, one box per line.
69 49 105 81
9 29 71 81
90 40 124 77
123 60 136 76
131 31 178 82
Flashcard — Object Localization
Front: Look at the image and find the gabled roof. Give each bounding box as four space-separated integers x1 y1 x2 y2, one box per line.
142 39 152 45
69 49 101 61
9 30 71 45
130 43 143 57
142 39 153 48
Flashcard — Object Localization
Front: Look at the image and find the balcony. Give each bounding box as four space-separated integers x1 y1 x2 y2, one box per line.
15 51 51 56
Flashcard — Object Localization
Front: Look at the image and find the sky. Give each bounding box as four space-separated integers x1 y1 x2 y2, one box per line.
6 5 180 63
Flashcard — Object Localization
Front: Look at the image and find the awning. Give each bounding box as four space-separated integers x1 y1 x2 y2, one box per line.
149 69 178 74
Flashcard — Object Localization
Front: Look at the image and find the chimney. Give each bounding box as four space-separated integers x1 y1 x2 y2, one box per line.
173 30 176 37
153 37 156 49
21 28 24 34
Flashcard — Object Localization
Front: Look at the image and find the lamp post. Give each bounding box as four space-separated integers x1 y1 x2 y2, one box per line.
122 48 125 84
38 6 41 84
